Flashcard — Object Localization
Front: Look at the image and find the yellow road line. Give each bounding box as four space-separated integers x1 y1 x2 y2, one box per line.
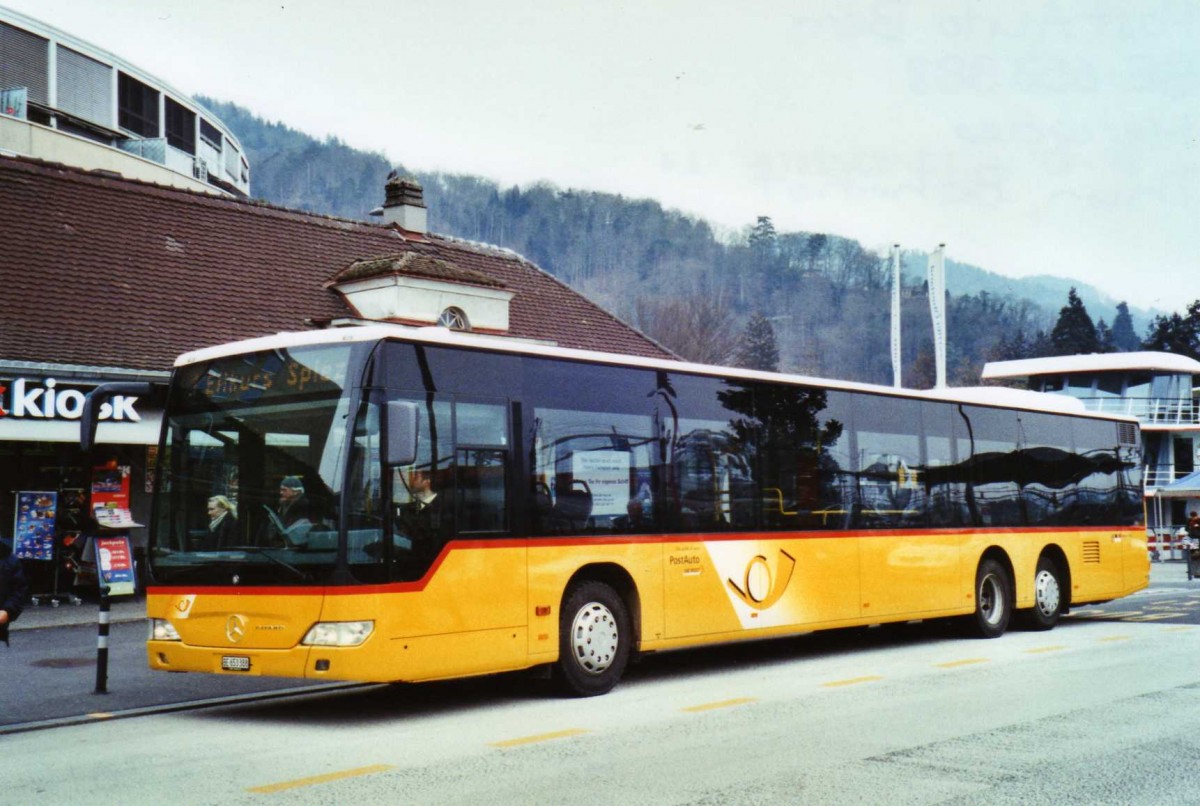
248 764 394 794
935 658 989 669
1162 625 1195 633
822 675 883 688
681 697 758 713
1097 635 1132 642
87 713 113 720
490 728 588 749
1025 645 1066 654
1069 610 1144 619
1126 613 1185 622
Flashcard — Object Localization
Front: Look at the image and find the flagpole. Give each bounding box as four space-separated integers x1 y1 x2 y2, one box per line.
890 244 901 388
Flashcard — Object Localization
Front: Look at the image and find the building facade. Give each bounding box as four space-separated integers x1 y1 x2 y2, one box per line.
1 6 249 196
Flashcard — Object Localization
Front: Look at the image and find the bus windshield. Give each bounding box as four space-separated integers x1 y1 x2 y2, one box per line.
149 343 373 586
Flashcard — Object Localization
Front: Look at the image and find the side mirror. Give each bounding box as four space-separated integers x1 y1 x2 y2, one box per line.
385 401 419 466
81 382 153 453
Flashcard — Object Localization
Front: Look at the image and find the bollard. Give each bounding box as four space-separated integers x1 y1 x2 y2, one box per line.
94 585 110 695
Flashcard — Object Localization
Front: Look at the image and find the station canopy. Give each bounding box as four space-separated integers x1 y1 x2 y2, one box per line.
1156 470 1200 498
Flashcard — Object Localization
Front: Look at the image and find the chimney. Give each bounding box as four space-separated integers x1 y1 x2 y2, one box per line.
377 173 427 233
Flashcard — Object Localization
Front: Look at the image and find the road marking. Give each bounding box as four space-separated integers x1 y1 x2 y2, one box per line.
1162 625 1195 633
1097 635 1131 643
1126 613 1185 622
87 712 113 720
935 658 989 669
490 728 588 748
247 764 394 794
822 675 883 688
1025 645 1066 654
681 697 758 713
1068 610 1144 619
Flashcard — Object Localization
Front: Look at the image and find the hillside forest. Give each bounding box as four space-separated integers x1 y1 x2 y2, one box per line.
204 99 1200 386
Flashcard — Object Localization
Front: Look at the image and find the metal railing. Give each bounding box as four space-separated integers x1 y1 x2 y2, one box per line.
1074 396 1200 426
1144 465 1195 488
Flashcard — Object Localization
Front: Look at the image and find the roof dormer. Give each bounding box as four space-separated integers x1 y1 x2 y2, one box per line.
328 251 515 333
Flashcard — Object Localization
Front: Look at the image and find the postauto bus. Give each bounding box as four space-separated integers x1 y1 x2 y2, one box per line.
108 325 1148 696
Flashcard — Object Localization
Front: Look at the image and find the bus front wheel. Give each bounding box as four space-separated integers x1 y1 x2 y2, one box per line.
967 558 1012 638
556 581 631 697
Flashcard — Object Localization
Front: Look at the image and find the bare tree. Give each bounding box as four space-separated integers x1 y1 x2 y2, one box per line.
633 290 738 365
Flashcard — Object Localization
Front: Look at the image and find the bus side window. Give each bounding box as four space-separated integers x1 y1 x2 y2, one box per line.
456 448 507 533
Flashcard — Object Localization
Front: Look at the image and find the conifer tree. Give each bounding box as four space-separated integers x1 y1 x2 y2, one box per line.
737 312 781 372
1110 302 1140 352
1142 299 1200 360
1049 288 1100 355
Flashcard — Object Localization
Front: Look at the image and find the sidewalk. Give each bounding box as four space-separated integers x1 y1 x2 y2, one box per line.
12 558 1193 632
12 594 146 631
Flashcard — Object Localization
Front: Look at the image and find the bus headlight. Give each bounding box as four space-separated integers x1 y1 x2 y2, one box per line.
302 621 374 647
150 619 181 641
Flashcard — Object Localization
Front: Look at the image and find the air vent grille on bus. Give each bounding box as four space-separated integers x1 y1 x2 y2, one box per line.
1082 541 1101 564
1117 423 1138 446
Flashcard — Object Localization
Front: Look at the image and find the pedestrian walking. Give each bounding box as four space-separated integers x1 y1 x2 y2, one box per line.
1 536 30 646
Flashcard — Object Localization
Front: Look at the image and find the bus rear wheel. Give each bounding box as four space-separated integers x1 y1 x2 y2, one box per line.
556 581 630 697
1018 556 1064 631
967 558 1011 638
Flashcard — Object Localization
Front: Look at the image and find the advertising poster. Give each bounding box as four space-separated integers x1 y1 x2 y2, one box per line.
572 451 631 517
91 464 131 508
13 491 57 561
92 463 141 528
94 534 136 596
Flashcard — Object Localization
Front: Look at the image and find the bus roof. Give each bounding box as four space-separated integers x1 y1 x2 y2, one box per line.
176 325 1135 422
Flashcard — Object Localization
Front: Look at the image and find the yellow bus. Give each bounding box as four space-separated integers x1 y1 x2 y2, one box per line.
130 325 1147 696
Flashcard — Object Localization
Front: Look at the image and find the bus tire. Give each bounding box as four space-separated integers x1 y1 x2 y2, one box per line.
1018 556 1064 631
967 558 1011 639
556 581 630 697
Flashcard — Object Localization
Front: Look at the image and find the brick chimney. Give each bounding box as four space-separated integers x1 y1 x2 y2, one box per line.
377 173 427 233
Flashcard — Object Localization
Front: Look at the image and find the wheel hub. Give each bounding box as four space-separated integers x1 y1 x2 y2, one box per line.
979 573 1004 626
571 601 619 675
1034 568 1061 617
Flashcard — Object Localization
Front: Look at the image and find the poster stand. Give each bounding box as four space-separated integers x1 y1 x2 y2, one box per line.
90 463 140 598
14 491 81 607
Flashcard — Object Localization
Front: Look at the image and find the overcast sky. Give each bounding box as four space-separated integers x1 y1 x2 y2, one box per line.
9 0 1199 312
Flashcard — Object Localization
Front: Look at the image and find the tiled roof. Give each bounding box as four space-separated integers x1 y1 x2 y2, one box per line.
0 156 672 371
333 252 507 288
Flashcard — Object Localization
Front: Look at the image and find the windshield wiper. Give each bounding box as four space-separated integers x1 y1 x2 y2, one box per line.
227 546 313 583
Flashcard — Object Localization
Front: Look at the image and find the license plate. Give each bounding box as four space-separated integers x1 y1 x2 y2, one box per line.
221 655 251 672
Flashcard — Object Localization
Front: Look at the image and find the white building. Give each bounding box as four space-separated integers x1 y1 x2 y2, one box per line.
983 351 1200 554
0 5 248 196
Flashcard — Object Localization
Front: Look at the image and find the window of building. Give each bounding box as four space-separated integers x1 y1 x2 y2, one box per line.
438 307 470 331
56 46 113 127
1096 372 1124 397
0 21 49 105
199 118 221 150
164 97 195 154
117 72 159 137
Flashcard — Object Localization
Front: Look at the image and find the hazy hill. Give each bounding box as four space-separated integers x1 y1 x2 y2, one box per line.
200 97 1155 384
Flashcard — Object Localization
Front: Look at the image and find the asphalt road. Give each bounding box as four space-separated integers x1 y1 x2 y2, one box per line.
2 562 1197 735
4 594 1199 804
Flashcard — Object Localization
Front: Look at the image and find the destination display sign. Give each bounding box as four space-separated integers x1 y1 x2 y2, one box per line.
185 347 349 405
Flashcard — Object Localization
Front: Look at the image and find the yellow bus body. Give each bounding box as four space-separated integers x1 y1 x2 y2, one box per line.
146 525 1148 683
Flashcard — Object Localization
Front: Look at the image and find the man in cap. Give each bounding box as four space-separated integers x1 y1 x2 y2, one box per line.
277 476 311 529
0 536 29 646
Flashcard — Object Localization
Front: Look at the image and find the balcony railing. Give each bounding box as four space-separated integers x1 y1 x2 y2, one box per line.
1074 396 1199 426
1144 465 1195 488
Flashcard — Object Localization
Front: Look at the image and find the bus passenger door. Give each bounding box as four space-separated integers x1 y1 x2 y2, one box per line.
384 396 527 676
